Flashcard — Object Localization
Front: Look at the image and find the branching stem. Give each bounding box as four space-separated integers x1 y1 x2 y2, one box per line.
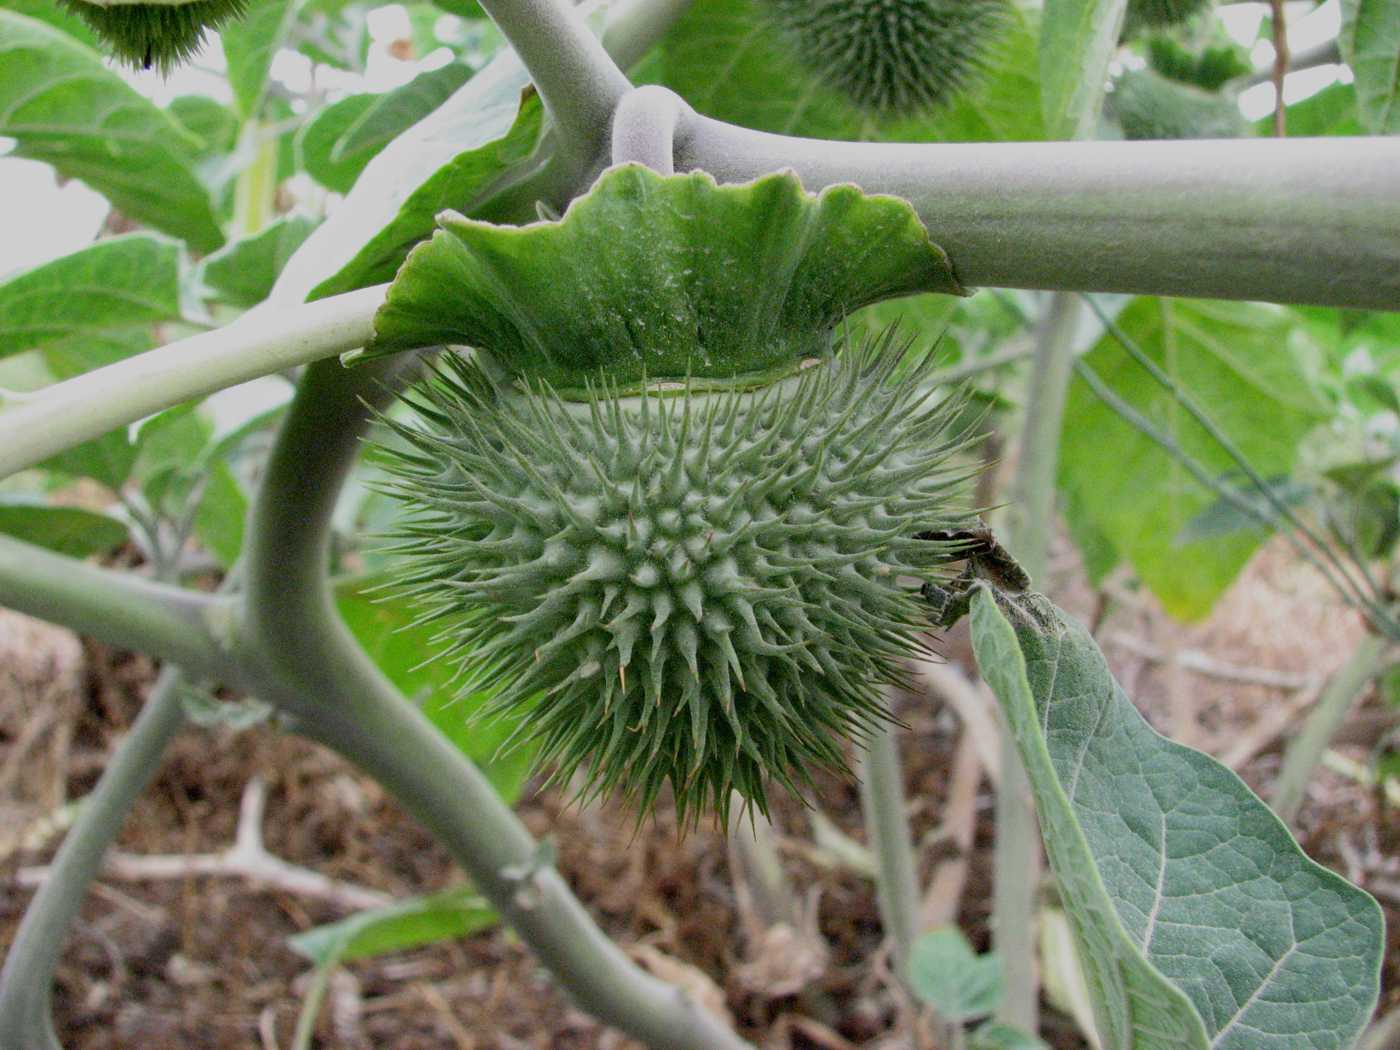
612 85 690 173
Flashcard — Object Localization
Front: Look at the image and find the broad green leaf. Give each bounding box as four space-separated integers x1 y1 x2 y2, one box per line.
0 0 97 45
194 460 248 568
201 216 320 307
335 578 535 802
644 0 1044 143
908 927 1002 1023
0 11 224 252
1058 298 1329 619
362 165 963 391
1255 81 1364 137
0 496 128 557
1040 0 1127 138
134 403 214 513
40 430 137 493
289 885 496 966
1340 0 1400 133
969 585 1383 1050
168 95 242 161
297 62 473 194
0 235 184 377
222 0 298 119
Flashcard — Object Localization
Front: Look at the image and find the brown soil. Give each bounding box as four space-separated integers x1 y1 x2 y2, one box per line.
1 536 1396 1050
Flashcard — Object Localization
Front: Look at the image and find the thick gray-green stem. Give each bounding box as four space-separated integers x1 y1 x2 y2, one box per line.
1272 632 1388 824
0 669 187 1050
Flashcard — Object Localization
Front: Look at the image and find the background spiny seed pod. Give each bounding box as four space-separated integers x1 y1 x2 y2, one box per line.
1123 0 1214 35
59 0 249 72
376 336 976 826
764 0 1012 117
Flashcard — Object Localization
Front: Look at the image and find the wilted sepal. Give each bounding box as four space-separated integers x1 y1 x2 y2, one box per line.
359 164 965 394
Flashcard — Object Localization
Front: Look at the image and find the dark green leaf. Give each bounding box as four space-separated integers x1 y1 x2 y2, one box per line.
970 585 1383 1050
201 216 320 307
298 63 472 194
0 496 128 557
0 11 224 252
1058 298 1329 619
222 0 297 119
1340 0 1400 133
288 885 496 966
335 578 535 802
0 234 184 377
194 460 248 567
908 927 1002 1022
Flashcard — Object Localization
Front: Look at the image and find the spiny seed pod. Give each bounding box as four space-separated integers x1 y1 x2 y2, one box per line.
1110 68 1247 140
376 337 974 825
59 0 249 72
1123 0 1213 34
764 0 1011 117
1147 37 1251 91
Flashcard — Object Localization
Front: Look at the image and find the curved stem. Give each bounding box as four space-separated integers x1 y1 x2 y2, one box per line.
0 285 385 481
239 359 751 1050
1271 632 1388 824
857 695 921 975
478 0 632 164
677 126 1400 310
0 535 236 681
0 668 188 1050
611 85 689 173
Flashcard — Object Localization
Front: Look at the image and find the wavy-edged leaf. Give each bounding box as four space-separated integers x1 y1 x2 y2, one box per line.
1340 0 1400 133
201 215 319 307
909 927 1002 1023
0 496 128 557
362 164 963 391
335 578 535 802
0 234 184 377
222 0 299 118
297 62 473 194
969 585 1383 1050
1057 298 1329 619
0 11 224 252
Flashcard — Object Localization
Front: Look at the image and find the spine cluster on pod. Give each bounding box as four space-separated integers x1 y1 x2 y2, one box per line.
59 0 250 71
377 336 974 825
764 0 1011 116
1123 0 1214 33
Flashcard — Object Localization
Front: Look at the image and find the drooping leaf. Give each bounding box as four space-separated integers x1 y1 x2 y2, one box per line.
335 578 535 802
0 11 224 253
222 0 298 119
288 885 496 967
969 585 1383 1050
908 927 1003 1023
297 62 473 194
194 460 248 567
362 164 963 390
1058 298 1329 619
1040 0 1128 138
0 235 184 377
1340 0 1400 134
0 496 129 557
643 0 1044 143
201 216 320 307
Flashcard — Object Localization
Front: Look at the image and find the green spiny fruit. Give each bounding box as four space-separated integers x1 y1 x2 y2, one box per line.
1123 0 1213 34
764 0 1011 117
1147 36 1251 91
377 336 974 826
1110 68 1247 140
59 0 249 72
